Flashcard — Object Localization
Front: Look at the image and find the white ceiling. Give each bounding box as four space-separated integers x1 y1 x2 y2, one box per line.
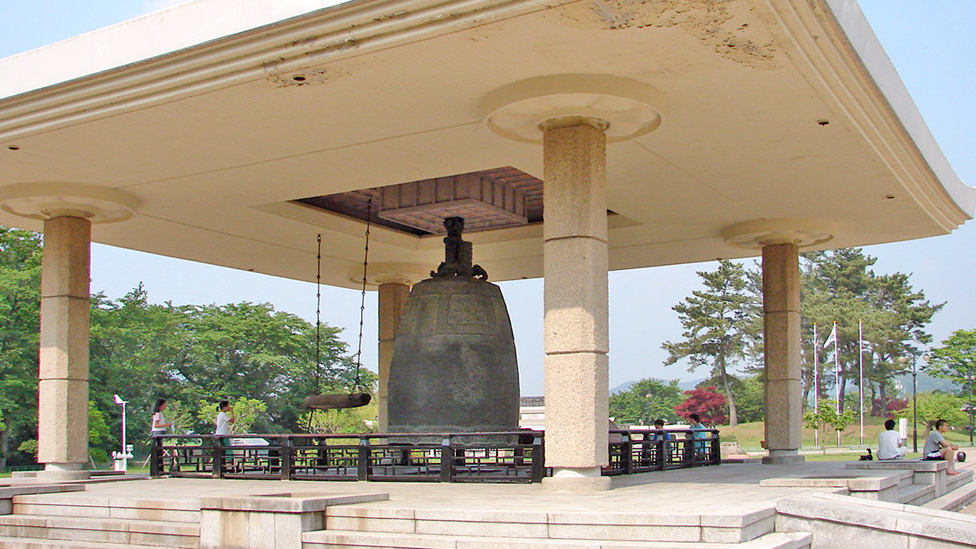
0 0 971 289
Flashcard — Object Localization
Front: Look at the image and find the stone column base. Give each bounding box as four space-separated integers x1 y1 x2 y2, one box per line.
542 467 611 492
36 463 91 481
762 451 806 465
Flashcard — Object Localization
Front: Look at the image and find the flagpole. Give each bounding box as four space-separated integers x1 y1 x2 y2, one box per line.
859 319 864 447
834 321 840 447
813 322 819 448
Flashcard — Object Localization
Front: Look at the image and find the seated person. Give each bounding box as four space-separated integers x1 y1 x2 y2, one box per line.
922 419 961 475
650 419 674 441
877 418 908 460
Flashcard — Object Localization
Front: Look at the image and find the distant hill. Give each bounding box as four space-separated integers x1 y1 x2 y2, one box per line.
610 378 705 395
894 372 959 395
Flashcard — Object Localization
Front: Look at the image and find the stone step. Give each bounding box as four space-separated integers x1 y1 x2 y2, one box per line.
12 494 201 523
324 505 776 544
304 530 812 549
0 514 199 548
0 535 169 549
894 482 933 505
924 473 976 511
947 469 974 492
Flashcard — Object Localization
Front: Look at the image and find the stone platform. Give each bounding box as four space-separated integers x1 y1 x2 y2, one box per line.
0 459 972 548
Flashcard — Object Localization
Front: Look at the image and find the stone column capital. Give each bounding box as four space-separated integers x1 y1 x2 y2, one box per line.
480 74 666 144
0 181 139 223
722 218 836 249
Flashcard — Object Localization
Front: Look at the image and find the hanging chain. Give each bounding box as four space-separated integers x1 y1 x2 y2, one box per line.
307 234 324 433
315 234 322 394
353 198 372 390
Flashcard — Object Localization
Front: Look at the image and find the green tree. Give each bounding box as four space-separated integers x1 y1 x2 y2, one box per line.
608 378 682 425
801 249 940 415
88 401 111 464
88 288 369 446
0 227 42 469
663 260 760 426
194 397 268 435
733 373 765 423
303 402 378 434
927 329 976 387
893 392 966 430
803 399 855 448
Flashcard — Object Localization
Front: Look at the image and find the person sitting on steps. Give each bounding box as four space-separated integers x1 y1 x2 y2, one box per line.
922 419 961 475
877 418 908 460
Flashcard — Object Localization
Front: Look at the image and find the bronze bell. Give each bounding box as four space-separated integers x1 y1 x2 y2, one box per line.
387 217 520 437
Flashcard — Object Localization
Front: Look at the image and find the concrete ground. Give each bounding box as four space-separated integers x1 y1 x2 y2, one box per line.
3 457 973 518
0 460 924 516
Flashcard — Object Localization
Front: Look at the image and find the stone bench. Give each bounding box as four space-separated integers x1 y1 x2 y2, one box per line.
847 459 951 499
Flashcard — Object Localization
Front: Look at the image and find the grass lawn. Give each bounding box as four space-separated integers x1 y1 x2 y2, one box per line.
719 416 971 451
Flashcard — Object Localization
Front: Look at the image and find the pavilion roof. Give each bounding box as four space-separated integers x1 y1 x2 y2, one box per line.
0 0 970 288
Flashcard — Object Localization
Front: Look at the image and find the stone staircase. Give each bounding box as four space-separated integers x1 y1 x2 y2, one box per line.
0 491 200 548
306 504 813 548
845 460 974 504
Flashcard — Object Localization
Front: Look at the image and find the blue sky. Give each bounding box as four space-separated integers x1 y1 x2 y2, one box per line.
1 1 973 396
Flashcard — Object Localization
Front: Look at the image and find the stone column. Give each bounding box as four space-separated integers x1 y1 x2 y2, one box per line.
541 122 611 491
0 182 139 480
38 215 92 478
479 75 665 491
377 282 410 432
761 243 804 464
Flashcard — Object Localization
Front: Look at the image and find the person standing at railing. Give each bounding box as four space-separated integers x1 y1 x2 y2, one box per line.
650 419 675 466
688 413 709 457
150 398 172 436
214 400 236 438
150 398 176 472
214 400 238 473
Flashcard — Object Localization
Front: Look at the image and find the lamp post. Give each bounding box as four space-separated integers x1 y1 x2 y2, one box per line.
645 393 653 427
899 353 924 453
112 394 130 472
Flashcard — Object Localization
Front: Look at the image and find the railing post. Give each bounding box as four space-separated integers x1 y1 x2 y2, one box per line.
150 436 162 477
683 433 693 466
530 434 545 483
621 432 633 474
213 436 223 479
710 430 721 465
656 437 666 471
357 437 371 481
440 437 453 483
281 437 293 480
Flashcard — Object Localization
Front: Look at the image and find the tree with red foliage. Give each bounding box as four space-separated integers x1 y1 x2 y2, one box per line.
675 386 727 425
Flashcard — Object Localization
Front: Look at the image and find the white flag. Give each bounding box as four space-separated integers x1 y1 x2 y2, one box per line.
823 323 838 349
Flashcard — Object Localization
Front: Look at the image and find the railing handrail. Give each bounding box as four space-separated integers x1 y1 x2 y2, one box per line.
153 430 543 440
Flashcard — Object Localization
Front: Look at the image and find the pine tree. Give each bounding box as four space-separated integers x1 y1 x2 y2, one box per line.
801 249 940 414
662 261 760 426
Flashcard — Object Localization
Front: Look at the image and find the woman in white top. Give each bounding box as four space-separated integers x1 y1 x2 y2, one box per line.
150 398 173 436
215 400 237 472
214 400 236 436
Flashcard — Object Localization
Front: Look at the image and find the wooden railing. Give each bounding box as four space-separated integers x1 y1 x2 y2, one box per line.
151 428 718 483
604 428 721 475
